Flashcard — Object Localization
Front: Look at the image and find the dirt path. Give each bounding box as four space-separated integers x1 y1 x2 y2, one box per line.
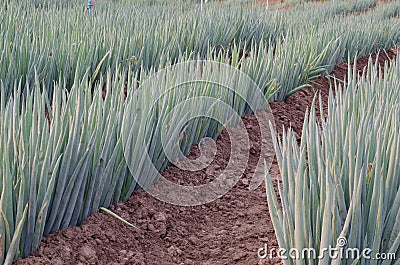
15 48 398 265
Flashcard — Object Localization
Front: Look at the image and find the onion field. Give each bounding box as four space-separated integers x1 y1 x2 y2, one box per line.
0 0 399 264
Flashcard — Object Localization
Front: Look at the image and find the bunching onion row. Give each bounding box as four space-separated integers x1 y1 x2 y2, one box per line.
0 58 270 263
266 55 400 264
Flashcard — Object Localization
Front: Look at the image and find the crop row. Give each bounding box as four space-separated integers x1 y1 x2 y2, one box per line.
266 55 400 264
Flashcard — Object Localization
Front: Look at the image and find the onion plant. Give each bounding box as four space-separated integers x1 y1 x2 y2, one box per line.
0 69 131 263
266 56 400 264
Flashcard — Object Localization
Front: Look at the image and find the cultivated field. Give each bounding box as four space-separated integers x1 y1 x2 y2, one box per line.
0 0 399 264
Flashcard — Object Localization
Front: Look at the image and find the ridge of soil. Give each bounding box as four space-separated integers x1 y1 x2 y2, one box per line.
15 48 398 265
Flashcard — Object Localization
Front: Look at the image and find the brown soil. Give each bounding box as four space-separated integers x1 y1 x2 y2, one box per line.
15 48 398 265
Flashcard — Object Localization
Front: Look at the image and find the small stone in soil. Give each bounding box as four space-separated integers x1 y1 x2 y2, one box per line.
80 245 96 259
